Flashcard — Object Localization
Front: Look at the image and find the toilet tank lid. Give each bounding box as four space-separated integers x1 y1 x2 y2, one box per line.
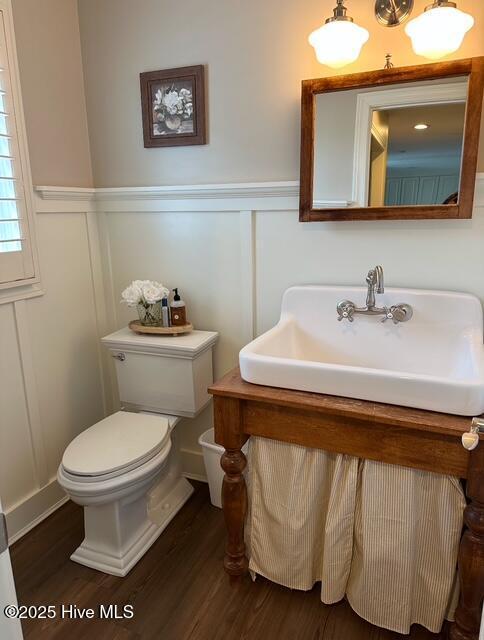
102 328 218 358
62 411 170 477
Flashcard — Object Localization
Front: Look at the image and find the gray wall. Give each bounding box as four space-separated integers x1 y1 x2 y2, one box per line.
13 0 93 186
77 0 484 187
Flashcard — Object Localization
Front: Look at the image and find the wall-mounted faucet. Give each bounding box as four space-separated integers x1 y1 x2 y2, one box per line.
366 265 384 309
337 265 413 324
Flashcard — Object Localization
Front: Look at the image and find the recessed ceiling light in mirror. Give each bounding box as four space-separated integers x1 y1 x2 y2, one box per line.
414 123 430 130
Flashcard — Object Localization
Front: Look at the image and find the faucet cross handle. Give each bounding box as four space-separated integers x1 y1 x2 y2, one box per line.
337 300 356 323
381 307 398 324
381 304 413 324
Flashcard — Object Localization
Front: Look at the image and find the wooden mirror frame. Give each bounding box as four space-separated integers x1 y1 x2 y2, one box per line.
299 57 484 222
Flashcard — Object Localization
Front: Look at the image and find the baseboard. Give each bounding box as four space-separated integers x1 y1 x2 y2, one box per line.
6 479 68 545
180 448 207 482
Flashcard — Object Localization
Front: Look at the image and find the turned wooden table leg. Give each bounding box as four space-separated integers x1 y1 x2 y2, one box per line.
451 445 484 640
213 396 249 580
221 447 248 579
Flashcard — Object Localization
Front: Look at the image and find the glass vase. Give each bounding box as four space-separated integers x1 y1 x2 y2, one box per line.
137 301 162 326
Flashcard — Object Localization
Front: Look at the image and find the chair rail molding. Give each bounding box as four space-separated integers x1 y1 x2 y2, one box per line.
35 186 96 200
95 182 299 200
35 176 483 213
35 182 300 213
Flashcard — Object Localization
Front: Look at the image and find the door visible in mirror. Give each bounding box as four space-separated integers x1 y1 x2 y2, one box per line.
370 103 466 207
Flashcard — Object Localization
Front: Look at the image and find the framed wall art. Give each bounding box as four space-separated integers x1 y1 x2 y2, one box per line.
140 64 206 148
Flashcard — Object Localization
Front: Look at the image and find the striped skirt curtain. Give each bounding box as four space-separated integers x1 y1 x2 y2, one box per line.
246 437 465 634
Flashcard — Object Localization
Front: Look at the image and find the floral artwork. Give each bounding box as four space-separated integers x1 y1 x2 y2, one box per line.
152 81 194 136
140 65 206 147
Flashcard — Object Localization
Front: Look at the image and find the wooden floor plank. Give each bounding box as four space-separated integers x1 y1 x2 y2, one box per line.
10 482 442 640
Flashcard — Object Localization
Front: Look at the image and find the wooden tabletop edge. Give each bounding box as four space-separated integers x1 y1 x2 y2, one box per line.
209 367 476 437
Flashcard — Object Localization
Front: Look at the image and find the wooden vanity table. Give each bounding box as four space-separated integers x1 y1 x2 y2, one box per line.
209 367 484 640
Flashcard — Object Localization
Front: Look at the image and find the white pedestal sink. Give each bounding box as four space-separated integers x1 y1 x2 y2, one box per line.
240 286 484 416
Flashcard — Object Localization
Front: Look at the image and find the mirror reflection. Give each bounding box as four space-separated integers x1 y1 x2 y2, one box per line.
370 103 465 206
313 77 468 210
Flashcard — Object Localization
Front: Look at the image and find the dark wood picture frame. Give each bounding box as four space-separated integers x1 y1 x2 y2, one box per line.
299 57 484 222
140 65 206 148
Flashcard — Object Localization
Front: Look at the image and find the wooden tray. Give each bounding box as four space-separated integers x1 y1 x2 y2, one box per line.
129 320 193 336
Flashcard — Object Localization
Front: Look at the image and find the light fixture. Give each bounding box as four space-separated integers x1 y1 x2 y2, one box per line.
308 1 369 69
414 123 429 130
405 1 474 60
375 0 414 27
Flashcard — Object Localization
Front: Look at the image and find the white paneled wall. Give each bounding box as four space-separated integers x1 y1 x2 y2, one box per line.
32 178 484 490
105 209 247 472
0 303 38 506
256 201 484 334
7 176 480 537
28 213 106 474
2 194 110 541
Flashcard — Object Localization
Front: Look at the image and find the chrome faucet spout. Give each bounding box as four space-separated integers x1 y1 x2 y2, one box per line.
366 265 384 309
375 265 384 295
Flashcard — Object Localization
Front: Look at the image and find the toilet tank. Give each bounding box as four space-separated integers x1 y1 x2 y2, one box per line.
102 328 218 417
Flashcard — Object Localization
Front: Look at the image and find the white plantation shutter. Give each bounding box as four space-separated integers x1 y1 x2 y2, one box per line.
0 0 36 289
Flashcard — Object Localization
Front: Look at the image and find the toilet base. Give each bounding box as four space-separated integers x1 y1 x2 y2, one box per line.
70 476 194 576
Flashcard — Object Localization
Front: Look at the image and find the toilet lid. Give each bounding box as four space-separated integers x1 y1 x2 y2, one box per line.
62 411 170 477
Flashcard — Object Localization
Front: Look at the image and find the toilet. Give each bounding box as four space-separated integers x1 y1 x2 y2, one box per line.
57 327 218 577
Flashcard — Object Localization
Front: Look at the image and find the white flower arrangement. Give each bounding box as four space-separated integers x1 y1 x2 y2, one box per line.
153 86 193 122
121 280 169 308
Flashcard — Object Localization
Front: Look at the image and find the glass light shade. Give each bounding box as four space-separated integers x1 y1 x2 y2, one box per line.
405 6 474 60
308 20 369 69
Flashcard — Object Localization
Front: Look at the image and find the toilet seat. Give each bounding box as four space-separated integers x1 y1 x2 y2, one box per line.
61 411 170 481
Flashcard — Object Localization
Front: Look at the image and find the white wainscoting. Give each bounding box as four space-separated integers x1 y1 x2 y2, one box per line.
3 192 111 543
34 182 305 490
9 174 481 542
31 176 484 499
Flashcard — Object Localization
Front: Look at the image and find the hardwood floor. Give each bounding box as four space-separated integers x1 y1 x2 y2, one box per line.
10 481 443 640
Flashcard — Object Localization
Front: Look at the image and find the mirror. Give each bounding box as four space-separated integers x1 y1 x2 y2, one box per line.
300 58 484 222
313 78 468 209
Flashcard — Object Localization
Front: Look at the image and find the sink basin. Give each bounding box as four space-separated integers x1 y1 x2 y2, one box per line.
239 286 484 416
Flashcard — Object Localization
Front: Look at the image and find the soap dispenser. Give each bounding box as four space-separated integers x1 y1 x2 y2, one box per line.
170 288 187 326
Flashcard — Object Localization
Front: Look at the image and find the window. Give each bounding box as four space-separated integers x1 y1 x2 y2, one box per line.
0 0 39 299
